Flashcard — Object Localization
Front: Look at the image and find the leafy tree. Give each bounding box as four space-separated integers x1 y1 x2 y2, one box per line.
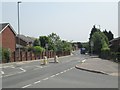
33 39 40 46
48 33 61 51
91 31 109 55
39 36 50 48
89 25 99 40
89 25 100 53
103 30 114 41
62 40 72 52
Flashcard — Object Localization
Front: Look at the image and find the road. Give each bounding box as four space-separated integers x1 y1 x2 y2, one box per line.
1 51 118 88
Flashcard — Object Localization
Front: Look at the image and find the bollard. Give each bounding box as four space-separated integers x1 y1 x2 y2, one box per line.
44 56 48 65
54 55 59 63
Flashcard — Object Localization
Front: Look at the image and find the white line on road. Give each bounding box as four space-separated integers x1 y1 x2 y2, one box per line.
50 75 55 78
81 59 86 63
34 81 41 84
1 71 4 74
22 84 32 88
43 78 49 81
20 68 26 72
63 70 67 72
60 72 64 74
55 73 60 76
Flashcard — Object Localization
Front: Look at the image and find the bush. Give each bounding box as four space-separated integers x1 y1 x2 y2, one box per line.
100 48 110 59
33 46 45 55
2 48 11 63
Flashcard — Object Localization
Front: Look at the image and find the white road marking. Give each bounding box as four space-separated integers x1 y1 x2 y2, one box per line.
43 78 49 81
20 68 26 72
22 84 32 88
34 81 41 84
55 73 60 76
1 71 4 74
50 75 55 78
21 66 75 88
81 59 86 63
34 66 43 70
63 70 67 72
60 72 64 74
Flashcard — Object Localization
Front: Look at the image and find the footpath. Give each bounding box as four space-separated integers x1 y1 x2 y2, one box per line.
75 57 119 76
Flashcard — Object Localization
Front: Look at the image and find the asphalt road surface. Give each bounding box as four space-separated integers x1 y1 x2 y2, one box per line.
1 51 118 88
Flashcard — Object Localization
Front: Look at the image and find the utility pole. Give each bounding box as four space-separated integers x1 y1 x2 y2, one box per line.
17 1 22 61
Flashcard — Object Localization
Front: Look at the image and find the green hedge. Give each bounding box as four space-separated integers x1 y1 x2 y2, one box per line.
100 48 110 59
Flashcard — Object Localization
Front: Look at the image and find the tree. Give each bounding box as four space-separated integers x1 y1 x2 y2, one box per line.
33 39 40 46
91 31 109 55
103 30 114 41
39 36 50 48
62 40 72 52
89 25 99 40
48 33 61 51
89 25 100 53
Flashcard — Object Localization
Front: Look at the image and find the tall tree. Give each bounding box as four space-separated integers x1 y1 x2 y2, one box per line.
39 36 50 48
103 30 114 41
89 25 99 40
91 31 109 55
33 39 40 46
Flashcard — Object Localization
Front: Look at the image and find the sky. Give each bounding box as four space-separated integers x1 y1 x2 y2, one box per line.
1 0 119 42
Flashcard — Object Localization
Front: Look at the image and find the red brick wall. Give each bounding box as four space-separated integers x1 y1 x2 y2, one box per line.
2 26 16 52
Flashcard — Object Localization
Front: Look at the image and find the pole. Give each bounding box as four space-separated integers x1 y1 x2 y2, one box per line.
17 1 21 61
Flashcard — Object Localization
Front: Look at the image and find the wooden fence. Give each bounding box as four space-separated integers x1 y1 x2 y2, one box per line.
3 51 70 63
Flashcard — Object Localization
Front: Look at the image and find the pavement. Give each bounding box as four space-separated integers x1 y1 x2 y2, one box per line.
75 57 119 76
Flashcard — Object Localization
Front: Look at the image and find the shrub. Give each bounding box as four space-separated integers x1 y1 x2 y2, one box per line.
33 46 45 55
2 48 11 63
100 48 110 59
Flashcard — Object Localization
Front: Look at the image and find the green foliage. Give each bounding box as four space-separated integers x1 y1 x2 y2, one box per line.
91 30 109 55
33 39 40 46
89 25 99 40
39 36 50 48
62 41 72 52
103 30 114 41
81 42 89 52
2 48 11 63
100 48 110 59
33 46 45 54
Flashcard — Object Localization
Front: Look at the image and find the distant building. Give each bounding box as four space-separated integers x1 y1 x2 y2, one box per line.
16 35 35 50
109 37 120 52
0 23 16 52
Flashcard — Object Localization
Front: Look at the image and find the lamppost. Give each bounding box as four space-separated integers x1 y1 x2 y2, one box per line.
17 1 21 61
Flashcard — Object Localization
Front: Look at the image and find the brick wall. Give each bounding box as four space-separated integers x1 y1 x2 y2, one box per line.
2 26 16 52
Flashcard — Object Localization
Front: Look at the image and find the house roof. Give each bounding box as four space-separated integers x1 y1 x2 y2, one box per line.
16 34 35 43
110 37 120 42
0 23 17 35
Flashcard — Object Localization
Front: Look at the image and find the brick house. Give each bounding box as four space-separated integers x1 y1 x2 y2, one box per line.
0 23 16 52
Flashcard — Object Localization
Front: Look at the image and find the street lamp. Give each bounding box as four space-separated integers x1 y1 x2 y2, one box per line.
17 1 21 61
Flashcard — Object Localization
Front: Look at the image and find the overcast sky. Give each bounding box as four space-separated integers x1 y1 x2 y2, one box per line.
1 0 119 42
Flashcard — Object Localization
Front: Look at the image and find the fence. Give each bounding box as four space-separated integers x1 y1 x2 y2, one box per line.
2 51 71 63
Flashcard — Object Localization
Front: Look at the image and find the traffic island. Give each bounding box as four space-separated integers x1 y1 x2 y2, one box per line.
75 58 118 76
